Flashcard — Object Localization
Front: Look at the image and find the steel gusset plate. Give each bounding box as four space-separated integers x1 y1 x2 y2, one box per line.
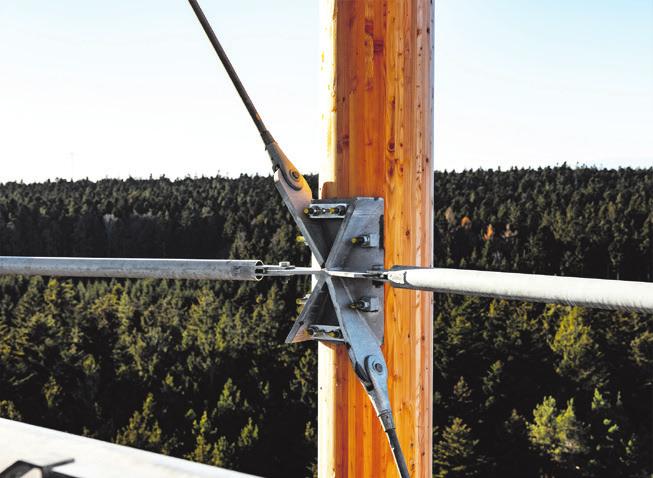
285 197 384 344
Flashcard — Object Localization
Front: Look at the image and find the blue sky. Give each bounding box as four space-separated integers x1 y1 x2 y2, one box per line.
0 1 651 183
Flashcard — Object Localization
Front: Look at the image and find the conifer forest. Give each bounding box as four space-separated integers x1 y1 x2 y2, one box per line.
0 167 651 477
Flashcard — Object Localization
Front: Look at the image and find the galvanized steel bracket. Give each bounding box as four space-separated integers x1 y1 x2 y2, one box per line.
285 197 385 345
271 157 405 475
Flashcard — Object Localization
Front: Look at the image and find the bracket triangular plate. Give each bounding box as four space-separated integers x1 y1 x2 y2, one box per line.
285 197 384 344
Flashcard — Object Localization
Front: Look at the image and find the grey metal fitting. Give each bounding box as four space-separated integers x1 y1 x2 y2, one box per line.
349 296 380 312
306 325 344 341
303 203 348 219
351 233 380 248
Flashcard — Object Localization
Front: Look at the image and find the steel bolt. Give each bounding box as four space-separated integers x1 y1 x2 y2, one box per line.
349 297 379 312
304 205 322 216
349 300 364 310
351 235 371 246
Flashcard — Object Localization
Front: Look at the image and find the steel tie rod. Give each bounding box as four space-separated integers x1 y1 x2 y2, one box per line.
187 0 273 146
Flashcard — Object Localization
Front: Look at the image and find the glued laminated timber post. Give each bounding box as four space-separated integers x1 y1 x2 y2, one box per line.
318 0 434 476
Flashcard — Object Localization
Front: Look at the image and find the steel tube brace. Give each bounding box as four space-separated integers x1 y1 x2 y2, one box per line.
385 267 653 314
0 257 265 282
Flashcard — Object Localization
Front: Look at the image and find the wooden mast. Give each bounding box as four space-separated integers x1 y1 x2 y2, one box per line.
318 0 434 476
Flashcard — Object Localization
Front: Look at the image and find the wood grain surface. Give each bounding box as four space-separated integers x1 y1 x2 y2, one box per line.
318 0 434 476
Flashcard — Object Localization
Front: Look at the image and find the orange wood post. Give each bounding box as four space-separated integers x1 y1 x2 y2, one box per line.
318 0 434 476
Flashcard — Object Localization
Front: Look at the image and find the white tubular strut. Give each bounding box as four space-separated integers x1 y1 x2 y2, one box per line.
386 268 653 313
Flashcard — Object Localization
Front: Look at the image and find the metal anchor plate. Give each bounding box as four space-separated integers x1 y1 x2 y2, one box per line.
285 197 384 345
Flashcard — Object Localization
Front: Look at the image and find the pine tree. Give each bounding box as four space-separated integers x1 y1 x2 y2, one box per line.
0 400 22 420
529 396 589 474
185 410 232 467
115 393 167 453
550 306 607 389
587 388 642 476
434 417 483 477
